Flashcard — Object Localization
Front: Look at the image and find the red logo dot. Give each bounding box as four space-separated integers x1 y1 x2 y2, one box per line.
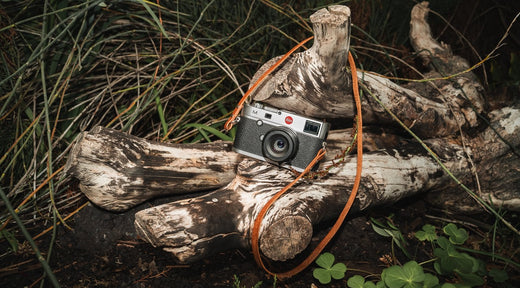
285 116 293 125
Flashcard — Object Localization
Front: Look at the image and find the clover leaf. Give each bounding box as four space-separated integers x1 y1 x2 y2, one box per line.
313 252 347 284
422 273 439 288
347 275 365 288
458 271 485 287
443 223 468 245
415 224 437 242
381 261 425 288
347 275 379 288
434 243 478 275
489 268 509 283
436 236 452 250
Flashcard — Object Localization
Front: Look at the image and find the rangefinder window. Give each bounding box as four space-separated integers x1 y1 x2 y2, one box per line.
303 120 321 136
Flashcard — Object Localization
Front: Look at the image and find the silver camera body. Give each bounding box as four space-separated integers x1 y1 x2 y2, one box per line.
233 103 330 172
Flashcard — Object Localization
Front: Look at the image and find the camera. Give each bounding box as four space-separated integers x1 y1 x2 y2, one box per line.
233 103 330 172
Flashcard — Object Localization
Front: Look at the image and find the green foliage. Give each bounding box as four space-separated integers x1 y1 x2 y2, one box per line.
442 223 468 245
232 274 263 288
433 237 480 275
488 268 509 283
381 261 425 288
423 223 508 287
0 230 18 253
370 217 410 258
347 275 380 288
342 222 515 288
346 262 437 288
313 252 347 284
183 123 233 142
1 0 340 247
415 224 486 287
415 224 437 242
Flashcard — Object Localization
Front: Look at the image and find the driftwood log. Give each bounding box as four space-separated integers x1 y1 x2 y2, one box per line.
66 2 520 264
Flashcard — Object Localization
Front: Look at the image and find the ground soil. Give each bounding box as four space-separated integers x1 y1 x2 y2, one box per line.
1 193 518 288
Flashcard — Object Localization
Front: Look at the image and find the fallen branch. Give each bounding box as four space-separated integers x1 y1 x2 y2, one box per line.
67 2 520 264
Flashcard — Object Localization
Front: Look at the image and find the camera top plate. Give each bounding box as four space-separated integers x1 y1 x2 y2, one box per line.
242 103 328 139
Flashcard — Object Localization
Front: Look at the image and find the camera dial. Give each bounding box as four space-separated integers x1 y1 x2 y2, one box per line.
262 128 299 162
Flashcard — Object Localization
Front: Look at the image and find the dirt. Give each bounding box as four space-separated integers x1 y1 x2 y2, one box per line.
1 195 518 288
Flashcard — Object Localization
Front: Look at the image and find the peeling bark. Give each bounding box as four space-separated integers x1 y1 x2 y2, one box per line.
66 126 391 211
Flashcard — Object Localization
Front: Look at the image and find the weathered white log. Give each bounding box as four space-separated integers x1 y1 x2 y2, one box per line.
65 126 241 211
250 5 352 118
62 104 520 262
428 106 520 212
409 1 486 124
68 2 520 265
66 125 388 211
133 104 520 263
250 3 485 138
133 145 452 263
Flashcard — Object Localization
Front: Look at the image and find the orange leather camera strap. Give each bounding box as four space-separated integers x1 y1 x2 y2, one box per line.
225 37 363 279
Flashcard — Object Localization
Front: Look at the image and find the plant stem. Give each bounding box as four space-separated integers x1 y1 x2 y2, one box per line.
418 257 438 266
0 187 60 287
456 246 520 269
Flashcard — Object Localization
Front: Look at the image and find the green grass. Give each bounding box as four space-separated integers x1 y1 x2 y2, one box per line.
1 0 519 286
0 0 364 259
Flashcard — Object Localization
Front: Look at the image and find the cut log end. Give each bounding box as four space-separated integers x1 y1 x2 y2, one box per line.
259 216 312 261
310 5 350 26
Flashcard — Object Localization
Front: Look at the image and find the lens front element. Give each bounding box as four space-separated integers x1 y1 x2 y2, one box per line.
262 128 298 162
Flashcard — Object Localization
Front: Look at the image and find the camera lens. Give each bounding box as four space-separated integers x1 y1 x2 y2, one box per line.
274 139 286 151
262 128 298 162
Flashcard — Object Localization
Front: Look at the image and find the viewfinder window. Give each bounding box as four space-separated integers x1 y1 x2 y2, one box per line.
303 120 321 136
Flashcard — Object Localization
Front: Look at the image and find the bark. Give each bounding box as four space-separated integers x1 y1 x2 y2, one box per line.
133 145 450 263
65 126 241 211
132 104 520 263
428 106 520 212
250 3 485 138
67 105 520 263
65 125 392 211
249 5 352 119
67 2 520 264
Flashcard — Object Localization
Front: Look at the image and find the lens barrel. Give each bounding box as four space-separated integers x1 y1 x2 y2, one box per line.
262 128 299 162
